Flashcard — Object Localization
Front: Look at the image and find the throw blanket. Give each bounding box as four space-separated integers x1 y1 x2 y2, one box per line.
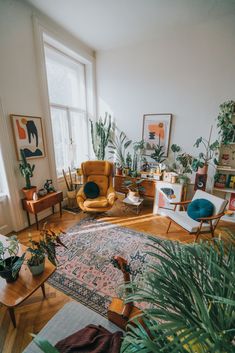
55 324 123 353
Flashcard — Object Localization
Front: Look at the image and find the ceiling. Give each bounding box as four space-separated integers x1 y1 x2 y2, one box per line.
26 0 235 51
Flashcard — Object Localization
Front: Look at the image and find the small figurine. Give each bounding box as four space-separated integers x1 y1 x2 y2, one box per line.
44 179 56 193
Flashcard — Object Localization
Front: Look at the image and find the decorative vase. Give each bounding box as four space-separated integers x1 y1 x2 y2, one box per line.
28 259 45 276
0 256 20 283
197 165 208 175
22 186 37 200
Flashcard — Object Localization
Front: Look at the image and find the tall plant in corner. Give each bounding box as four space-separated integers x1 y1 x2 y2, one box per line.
90 113 112 160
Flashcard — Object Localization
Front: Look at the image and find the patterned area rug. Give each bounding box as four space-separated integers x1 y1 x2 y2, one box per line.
48 216 154 316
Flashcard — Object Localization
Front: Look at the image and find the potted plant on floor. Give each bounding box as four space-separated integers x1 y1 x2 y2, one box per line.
121 230 235 352
27 225 66 276
19 149 36 200
0 236 25 283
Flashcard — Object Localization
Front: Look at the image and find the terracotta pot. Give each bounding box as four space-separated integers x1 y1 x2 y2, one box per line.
22 186 37 200
197 165 208 175
116 167 123 176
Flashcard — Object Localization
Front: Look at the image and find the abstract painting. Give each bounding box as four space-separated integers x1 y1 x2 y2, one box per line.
11 114 45 160
153 181 183 214
142 114 172 156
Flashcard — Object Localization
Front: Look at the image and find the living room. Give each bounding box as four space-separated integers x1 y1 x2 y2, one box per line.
0 0 235 352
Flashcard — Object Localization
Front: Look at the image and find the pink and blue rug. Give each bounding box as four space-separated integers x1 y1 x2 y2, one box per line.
48 217 154 316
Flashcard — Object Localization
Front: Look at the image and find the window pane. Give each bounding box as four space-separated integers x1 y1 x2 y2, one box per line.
45 46 86 110
70 111 89 168
50 107 71 176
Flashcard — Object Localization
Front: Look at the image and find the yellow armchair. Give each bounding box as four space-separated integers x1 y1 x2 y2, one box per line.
77 161 117 212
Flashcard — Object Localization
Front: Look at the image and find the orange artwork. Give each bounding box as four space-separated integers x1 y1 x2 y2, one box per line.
16 119 26 139
148 122 165 141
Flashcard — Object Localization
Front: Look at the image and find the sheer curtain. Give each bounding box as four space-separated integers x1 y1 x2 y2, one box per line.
44 44 89 176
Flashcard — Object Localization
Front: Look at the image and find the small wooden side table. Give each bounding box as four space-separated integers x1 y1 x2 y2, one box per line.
22 191 63 230
0 235 56 328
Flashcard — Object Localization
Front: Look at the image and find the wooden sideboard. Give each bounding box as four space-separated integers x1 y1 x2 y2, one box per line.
114 175 157 198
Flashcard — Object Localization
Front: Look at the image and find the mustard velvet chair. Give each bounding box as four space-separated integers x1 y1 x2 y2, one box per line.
77 161 117 212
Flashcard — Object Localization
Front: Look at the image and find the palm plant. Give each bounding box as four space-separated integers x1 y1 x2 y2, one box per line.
121 232 235 353
109 131 132 168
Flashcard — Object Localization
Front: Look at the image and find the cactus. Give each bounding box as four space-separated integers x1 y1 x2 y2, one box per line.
19 149 35 189
90 113 112 160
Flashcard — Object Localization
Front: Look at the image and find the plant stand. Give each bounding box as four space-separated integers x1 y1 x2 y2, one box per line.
122 197 144 214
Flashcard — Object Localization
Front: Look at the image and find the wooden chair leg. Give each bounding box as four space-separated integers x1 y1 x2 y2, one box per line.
195 221 203 242
209 220 215 238
166 220 172 233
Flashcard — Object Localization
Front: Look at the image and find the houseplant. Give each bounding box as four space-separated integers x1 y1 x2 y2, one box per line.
90 113 112 160
109 130 132 172
217 100 235 144
123 178 145 202
19 148 36 200
121 231 235 353
150 143 166 164
27 225 66 275
132 140 146 175
192 127 219 174
0 236 25 283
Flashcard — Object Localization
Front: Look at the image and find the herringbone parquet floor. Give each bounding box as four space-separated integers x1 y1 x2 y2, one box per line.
1 198 234 353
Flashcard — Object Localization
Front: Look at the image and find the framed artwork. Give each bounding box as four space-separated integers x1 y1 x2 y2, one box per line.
142 113 172 157
229 193 235 211
153 182 183 214
10 114 45 160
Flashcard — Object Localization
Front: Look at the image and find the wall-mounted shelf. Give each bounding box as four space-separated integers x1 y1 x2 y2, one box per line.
216 166 235 172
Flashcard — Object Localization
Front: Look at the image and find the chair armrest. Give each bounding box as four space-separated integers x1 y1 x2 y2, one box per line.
107 186 116 206
77 187 86 204
170 200 192 205
197 212 225 222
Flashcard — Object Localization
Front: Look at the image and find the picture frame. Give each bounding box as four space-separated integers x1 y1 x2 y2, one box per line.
142 113 172 157
10 114 45 160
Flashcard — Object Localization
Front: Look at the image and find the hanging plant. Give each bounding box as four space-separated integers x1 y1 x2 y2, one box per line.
217 100 235 144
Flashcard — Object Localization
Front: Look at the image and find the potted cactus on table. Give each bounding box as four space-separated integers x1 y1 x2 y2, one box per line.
19 149 36 200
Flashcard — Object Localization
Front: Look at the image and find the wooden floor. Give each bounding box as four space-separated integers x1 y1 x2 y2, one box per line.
1 198 234 353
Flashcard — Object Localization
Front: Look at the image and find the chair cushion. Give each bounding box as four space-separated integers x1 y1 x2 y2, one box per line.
187 198 214 221
162 209 211 233
84 181 100 199
84 196 109 208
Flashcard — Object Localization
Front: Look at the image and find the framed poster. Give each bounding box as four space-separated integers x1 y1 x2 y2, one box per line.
10 114 45 160
142 113 172 157
153 181 183 214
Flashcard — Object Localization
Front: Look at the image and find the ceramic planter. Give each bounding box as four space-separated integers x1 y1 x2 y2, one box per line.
22 186 37 200
0 256 20 283
128 190 140 203
197 165 208 175
28 259 45 276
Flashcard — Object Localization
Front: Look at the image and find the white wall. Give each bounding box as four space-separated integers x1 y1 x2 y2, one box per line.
0 0 95 231
96 10 235 187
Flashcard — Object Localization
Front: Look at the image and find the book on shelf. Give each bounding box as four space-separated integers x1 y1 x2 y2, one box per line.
229 193 235 211
214 173 227 189
226 175 235 189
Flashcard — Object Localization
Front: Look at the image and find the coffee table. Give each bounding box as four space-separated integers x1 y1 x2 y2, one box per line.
123 197 144 214
0 235 56 328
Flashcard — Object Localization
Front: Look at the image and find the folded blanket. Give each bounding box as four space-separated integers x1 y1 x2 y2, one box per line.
55 324 123 353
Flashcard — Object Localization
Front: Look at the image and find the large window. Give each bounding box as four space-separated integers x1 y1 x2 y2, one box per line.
44 44 90 176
